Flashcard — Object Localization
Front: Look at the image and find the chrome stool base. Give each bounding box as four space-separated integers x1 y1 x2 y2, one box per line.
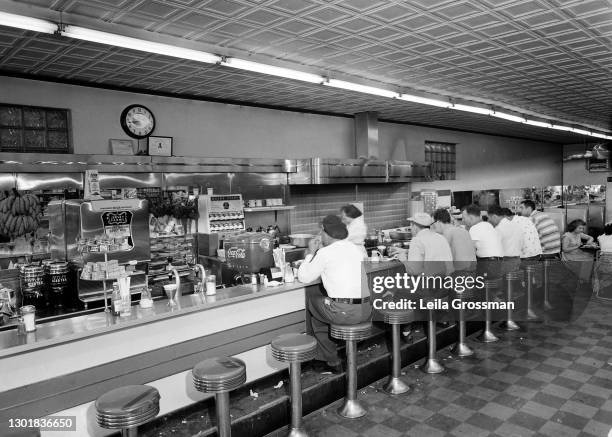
420 358 445 374
383 376 410 395
338 399 367 419
288 427 309 437
451 341 474 357
477 327 499 343
499 320 521 331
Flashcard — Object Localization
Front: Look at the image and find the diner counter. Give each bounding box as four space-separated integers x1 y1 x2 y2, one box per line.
0 259 404 434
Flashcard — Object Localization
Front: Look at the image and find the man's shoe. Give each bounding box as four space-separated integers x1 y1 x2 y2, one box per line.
311 359 343 375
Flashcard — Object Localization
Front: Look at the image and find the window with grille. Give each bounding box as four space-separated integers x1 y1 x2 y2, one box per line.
425 141 456 180
0 104 72 153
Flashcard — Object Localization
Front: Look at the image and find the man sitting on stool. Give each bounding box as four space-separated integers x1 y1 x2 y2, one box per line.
298 215 371 374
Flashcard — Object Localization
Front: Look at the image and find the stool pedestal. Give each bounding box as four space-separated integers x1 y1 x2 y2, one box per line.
331 322 372 419
451 298 474 357
543 259 553 310
192 356 247 437
380 312 411 394
477 279 500 343
421 309 444 374
499 271 522 331
526 265 541 320
271 333 317 437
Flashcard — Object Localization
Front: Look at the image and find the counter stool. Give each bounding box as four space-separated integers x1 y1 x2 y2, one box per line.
330 321 372 419
192 356 247 437
95 385 160 437
450 285 476 357
380 310 412 394
420 288 449 374
499 270 523 331
476 278 501 343
271 333 317 437
543 259 553 310
526 264 542 320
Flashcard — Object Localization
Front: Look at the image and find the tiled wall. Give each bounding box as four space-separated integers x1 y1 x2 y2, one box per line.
289 183 411 235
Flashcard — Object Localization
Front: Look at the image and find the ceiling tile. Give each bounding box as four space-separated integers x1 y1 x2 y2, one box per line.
369 4 416 22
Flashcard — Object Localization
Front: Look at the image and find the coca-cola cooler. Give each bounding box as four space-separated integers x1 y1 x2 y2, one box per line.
223 232 274 274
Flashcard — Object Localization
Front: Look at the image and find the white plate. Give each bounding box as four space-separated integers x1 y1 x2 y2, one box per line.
279 244 296 250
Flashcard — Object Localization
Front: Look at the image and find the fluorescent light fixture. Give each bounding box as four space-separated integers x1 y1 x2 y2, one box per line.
573 128 591 136
324 79 398 98
61 25 220 64
591 132 608 139
221 58 322 83
0 11 57 33
551 124 574 132
397 94 452 108
525 119 552 128
492 111 525 123
451 104 493 115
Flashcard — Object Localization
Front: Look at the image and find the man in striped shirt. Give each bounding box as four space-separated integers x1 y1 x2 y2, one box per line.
519 200 561 259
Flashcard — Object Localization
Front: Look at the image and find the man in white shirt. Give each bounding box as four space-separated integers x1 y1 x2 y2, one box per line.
488 205 522 275
389 212 454 276
462 204 503 278
298 215 371 373
505 208 542 264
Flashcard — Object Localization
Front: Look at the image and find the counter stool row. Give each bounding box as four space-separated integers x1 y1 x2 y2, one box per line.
94 264 552 437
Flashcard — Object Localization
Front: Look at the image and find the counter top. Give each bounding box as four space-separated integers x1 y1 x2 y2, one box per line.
0 259 403 358
0 279 318 358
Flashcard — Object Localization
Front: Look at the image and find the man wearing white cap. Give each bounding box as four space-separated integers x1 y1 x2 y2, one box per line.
389 212 454 276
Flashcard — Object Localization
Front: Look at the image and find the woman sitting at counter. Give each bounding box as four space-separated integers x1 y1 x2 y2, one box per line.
562 219 595 283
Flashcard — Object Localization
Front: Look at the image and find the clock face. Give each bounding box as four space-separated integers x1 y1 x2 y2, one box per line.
120 104 155 139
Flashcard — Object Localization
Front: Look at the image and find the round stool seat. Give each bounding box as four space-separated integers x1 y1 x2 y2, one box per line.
193 357 246 393
95 385 160 429
271 333 317 362
505 270 524 281
331 321 372 341
379 309 414 324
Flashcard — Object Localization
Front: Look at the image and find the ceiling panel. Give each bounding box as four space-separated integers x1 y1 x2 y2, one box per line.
0 0 610 143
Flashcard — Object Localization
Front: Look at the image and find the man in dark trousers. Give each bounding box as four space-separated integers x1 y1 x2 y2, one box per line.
298 215 371 373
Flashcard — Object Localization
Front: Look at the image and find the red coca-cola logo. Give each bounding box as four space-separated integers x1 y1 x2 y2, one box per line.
227 247 246 259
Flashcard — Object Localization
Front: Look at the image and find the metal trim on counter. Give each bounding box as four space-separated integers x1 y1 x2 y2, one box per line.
151 156 297 173
0 279 319 358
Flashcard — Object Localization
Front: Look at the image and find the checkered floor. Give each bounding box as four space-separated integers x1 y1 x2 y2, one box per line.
270 296 612 437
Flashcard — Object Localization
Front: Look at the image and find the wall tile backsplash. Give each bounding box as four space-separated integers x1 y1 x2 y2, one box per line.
289 183 411 234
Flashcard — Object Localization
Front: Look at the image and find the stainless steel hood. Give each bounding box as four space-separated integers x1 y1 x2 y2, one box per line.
288 158 431 184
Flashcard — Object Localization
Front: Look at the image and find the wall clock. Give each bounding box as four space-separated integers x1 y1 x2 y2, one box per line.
120 104 155 139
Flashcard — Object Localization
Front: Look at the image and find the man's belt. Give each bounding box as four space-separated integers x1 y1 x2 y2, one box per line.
503 256 520 259
329 296 371 304
477 256 503 260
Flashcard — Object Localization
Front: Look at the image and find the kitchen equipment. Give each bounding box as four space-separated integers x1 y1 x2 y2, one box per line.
20 264 45 308
224 232 274 274
45 261 69 308
197 193 245 237
370 250 382 262
389 230 410 240
288 234 315 248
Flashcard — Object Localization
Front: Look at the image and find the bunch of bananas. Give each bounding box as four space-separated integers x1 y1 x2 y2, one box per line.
0 189 42 238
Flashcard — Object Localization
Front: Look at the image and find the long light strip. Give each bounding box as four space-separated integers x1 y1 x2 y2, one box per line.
0 11 57 33
324 79 398 98
221 57 322 83
397 94 452 108
451 104 493 115
1 11 610 140
61 25 221 64
492 111 526 123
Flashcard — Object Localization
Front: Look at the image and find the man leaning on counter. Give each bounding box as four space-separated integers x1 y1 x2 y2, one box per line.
297 215 371 374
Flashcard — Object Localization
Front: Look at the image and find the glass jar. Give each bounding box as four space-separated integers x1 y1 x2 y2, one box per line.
20 305 36 332
20 265 44 308
205 275 216 295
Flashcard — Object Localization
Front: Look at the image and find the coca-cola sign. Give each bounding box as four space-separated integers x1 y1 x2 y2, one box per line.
227 247 246 259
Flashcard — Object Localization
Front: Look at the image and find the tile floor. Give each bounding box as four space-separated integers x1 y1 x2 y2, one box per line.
269 296 612 437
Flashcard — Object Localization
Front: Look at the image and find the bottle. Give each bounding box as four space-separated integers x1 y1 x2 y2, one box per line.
111 283 121 316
